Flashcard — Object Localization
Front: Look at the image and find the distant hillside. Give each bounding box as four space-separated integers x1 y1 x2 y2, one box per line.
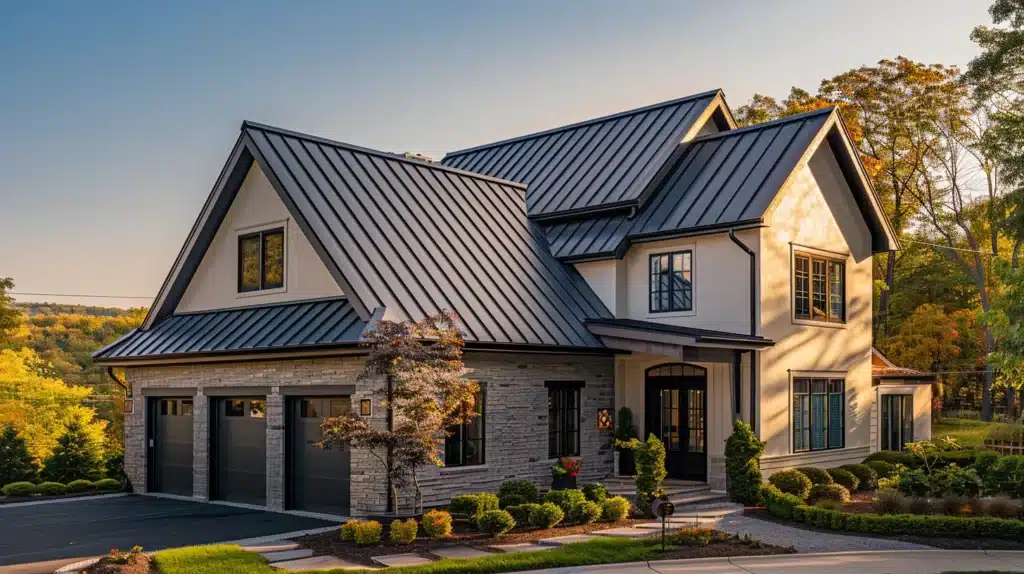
15 302 145 317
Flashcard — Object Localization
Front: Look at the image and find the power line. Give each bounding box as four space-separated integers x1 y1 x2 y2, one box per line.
901 239 997 256
10 292 152 300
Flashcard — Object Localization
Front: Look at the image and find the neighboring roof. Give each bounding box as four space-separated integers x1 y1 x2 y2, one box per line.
139 120 613 352
585 317 774 350
441 90 730 220
872 346 935 380
543 108 899 261
95 298 365 361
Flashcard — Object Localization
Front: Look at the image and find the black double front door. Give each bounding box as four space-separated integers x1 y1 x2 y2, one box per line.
645 364 707 481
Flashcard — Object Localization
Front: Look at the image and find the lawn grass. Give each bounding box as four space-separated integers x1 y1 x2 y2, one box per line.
932 417 1011 449
152 544 275 574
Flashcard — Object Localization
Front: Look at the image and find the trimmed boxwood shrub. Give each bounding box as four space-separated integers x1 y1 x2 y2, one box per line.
569 500 603 524
354 520 383 545
725 421 764 505
529 502 565 529
506 503 540 526
768 469 812 500
1 481 38 497
808 483 849 504
866 460 896 479
983 455 1024 497
66 479 94 493
477 509 516 536
36 482 67 496
864 450 917 467
795 467 833 486
759 484 802 520
975 451 1000 475
389 518 418 544
839 464 877 490
581 483 608 503
422 509 453 538
601 496 631 521
542 488 586 515
827 468 860 492
340 520 360 541
450 492 499 519
498 479 537 506
92 478 122 491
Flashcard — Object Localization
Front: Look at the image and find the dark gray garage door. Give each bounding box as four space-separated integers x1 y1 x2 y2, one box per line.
213 398 267 506
287 397 350 515
148 398 194 496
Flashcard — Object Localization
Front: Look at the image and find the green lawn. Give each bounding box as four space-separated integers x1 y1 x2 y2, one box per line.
931 417 1018 449
151 538 683 574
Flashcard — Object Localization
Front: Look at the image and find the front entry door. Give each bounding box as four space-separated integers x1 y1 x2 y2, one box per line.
645 364 707 481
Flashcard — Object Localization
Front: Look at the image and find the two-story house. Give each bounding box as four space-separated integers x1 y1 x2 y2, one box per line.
95 88 912 517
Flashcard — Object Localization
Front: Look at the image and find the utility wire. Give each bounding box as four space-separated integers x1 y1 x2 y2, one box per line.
10 292 152 300
901 239 998 256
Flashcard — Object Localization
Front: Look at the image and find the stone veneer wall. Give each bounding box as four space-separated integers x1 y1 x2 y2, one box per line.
123 351 615 515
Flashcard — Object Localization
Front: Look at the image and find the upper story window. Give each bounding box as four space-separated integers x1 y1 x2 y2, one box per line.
650 250 692 313
794 252 844 323
238 228 285 293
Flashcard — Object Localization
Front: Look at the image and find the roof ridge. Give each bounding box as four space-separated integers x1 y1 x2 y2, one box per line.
443 89 724 159
689 107 836 143
242 121 527 191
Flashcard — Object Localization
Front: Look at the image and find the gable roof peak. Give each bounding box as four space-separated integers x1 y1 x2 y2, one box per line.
690 106 836 144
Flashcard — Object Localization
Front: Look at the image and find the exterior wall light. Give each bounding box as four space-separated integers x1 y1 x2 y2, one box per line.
597 408 613 430
359 398 373 417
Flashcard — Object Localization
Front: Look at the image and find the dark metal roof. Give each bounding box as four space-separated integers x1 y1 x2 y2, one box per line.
441 91 722 219
239 121 611 348
585 317 774 347
543 108 834 260
95 298 366 360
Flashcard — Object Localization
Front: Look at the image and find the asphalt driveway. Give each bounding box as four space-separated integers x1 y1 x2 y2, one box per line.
0 495 337 569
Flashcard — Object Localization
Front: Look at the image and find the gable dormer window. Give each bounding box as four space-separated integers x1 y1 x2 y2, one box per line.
649 250 693 313
238 228 285 293
794 251 844 323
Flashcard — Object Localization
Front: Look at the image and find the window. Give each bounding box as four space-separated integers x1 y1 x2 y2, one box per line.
445 388 485 467
238 228 284 292
650 250 693 313
794 252 844 323
225 399 245 417
881 394 914 451
793 378 844 452
249 400 266 418
181 399 193 417
548 383 581 457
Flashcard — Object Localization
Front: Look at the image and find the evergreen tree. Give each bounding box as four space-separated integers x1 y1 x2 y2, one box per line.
0 425 38 485
42 421 103 483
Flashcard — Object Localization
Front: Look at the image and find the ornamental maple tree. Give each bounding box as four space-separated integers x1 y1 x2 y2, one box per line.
319 312 478 514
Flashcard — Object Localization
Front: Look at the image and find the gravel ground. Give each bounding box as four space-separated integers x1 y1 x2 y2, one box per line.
711 514 934 553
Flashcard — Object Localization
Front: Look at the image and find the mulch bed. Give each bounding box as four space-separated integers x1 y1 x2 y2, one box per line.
297 519 643 566
744 507 1024 550
656 540 794 560
85 555 153 574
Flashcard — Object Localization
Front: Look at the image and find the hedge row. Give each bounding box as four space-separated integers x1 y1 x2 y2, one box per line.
760 484 1024 539
1 478 121 497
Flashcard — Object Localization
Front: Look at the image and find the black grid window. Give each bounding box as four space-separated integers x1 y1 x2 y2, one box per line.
548 383 581 458
650 250 693 313
445 388 485 467
881 394 914 451
238 228 285 292
794 253 844 323
793 378 844 452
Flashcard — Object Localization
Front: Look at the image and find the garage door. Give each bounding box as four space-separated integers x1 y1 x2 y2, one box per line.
287 397 350 515
148 398 194 496
213 398 267 505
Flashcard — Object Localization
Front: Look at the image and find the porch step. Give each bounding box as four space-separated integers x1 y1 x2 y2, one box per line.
669 492 730 507
602 478 711 500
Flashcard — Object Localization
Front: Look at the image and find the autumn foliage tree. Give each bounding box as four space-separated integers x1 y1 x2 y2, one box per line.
319 312 478 514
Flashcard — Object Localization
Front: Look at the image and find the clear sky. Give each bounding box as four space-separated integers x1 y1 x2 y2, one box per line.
0 0 991 308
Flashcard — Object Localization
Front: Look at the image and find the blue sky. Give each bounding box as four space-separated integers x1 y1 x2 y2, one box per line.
0 0 990 308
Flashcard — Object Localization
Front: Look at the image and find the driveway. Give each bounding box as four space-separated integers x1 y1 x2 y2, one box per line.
0 495 337 571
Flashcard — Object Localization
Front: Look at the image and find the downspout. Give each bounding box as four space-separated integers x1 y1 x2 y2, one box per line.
728 229 757 436
107 366 129 394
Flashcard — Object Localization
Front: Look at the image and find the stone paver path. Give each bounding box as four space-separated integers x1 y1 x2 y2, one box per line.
370 552 434 567
592 526 656 538
711 514 933 553
242 541 300 553
488 542 553 553
274 555 372 571
260 548 313 562
537 534 599 546
431 545 495 559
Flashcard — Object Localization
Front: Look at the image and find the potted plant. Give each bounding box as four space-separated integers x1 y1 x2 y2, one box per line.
615 407 638 476
551 457 580 490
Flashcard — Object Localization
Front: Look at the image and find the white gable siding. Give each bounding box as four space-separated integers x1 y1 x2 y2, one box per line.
574 259 625 316
175 164 343 313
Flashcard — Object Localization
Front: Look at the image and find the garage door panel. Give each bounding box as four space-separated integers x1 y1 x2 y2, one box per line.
214 397 267 506
288 397 350 515
150 398 194 497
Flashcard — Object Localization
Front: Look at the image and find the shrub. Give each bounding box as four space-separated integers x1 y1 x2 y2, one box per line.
768 470 812 500
974 451 1000 477
983 455 1024 497
498 479 537 505
673 526 726 546
601 496 631 521
816 499 844 511
0 425 38 485
827 468 860 492
36 482 67 496
529 502 564 529
864 450 916 467
569 500 603 524
939 495 969 516
66 479 94 493
449 492 499 519
759 484 802 520
353 520 383 545
92 478 121 491
725 421 764 506
103 453 125 482
840 464 877 490
874 491 908 514
615 407 638 442
340 520 360 541
948 466 983 497
499 494 527 509
542 488 586 515
795 467 833 486
984 496 1022 519
389 518 418 544
896 468 931 497
808 483 849 504
581 483 608 503
41 422 104 483
421 509 452 538
907 497 933 515
477 510 516 537
505 504 539 526
1 481 37 497
866 460 897 479
635 434 668 512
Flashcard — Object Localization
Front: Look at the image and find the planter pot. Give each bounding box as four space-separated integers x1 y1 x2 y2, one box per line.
618 448 636 476
551 475 578 490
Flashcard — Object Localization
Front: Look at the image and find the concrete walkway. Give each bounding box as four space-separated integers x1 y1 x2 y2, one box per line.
709 513 932 553
523 550 1024 573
